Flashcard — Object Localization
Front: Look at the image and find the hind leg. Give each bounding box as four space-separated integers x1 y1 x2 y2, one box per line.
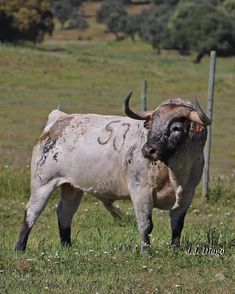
57 183 83 246
15 180 57 252
102 200 124 220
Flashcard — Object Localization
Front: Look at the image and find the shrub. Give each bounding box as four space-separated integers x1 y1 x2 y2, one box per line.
169 2 235 62
0 0 54 44
138 4 175 52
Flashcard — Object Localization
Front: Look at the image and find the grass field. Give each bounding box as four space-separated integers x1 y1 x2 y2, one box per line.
0 170 234 293
0 18 235 293
0 39 235 173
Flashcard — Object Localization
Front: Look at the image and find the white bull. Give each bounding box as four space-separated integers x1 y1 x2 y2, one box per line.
16 92 210 251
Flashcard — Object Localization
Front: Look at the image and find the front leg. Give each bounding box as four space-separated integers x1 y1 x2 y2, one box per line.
169 187 196 247
170 208 187 247
170 157 204 247
139 212 153 252
130 188 153 252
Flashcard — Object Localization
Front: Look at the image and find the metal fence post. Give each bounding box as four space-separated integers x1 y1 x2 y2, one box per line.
203 51 216 199
141 80 147 111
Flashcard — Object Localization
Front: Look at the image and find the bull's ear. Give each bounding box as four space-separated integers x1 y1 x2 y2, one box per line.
190 121 206 133
144 118 153 129
189 110 207 133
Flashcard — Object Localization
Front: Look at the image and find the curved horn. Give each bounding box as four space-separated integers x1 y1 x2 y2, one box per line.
124 91 153 120
192 93 211 126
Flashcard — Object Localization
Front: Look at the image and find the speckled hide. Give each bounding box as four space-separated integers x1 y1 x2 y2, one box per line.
16 97 208 252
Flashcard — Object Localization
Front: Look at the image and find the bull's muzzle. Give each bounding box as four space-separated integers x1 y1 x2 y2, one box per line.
142 143 159 161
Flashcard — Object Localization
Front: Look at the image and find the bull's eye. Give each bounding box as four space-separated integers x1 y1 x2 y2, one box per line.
172 126 181 132
170 123 183 134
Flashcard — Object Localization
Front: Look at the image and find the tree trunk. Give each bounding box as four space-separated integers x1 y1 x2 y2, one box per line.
129 0 151 4
114 32 120 40
60 22 65 30
130 34 136 43
194 50 207 63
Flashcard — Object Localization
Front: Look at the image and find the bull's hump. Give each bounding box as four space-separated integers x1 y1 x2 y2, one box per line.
44 109 67 133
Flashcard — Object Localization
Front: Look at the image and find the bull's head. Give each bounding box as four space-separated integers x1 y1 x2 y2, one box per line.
124 92 211 163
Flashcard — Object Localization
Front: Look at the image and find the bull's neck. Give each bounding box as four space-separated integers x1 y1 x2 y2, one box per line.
167 154 193 188
166 141 201 187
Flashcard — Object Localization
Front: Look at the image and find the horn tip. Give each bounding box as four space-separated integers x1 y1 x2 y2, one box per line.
192 93 211 126
124 91 133 107
126 91 133 100
192 92 198 103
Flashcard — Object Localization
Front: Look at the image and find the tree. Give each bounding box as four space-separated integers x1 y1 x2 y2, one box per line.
68 9 89 31
0 0 54 44
133 0 235 61
179 0 221 5
105 11 127 40
138 3 175 52
51 0 71 29
96 0 126 23
152 0 179 5
222 0 235 17
51 0 86 29
121 14 141 42
169 2 235 62
96 0 127 40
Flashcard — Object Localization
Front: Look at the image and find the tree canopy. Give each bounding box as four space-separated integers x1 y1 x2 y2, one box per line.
169 2 235 61
222 0 235 17
1 0 235 61
138 4 175 52
0 0 54 44
97 0 235 61
50 0 88 29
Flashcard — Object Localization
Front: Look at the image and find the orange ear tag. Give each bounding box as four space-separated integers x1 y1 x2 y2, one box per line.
191 122 205 133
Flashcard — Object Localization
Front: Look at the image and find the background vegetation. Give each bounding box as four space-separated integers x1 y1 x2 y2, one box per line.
1 0 235 61
0 1 235 293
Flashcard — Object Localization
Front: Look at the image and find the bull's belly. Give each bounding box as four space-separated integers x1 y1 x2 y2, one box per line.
153 185 176 210
69 178 130 201
61 165 130 201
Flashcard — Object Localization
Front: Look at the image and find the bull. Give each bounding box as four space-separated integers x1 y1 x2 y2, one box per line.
16 92 210 252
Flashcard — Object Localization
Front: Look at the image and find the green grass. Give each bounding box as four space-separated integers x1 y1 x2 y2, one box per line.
0 169 234 293
0 37 235 293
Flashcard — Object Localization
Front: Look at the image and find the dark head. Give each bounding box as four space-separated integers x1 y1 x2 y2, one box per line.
124 92 210 164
